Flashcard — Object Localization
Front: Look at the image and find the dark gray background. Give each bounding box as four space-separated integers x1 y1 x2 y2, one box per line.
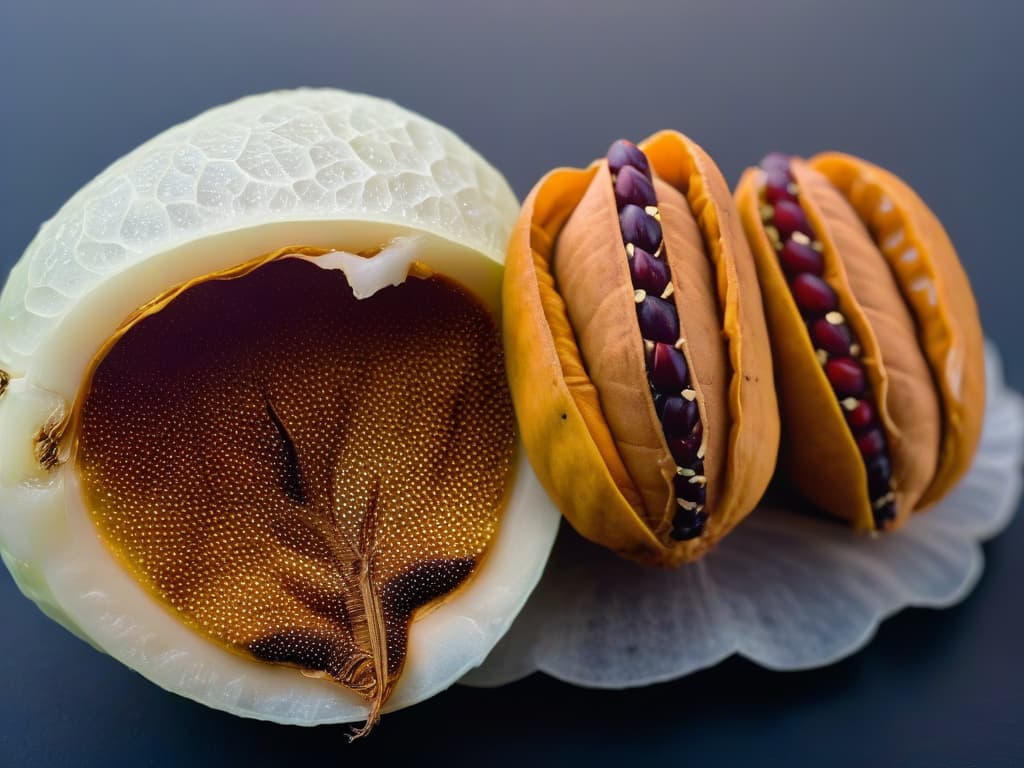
1 1 1022 765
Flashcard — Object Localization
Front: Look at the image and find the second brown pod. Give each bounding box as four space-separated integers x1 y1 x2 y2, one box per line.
504 131 779 566
735 153 986 532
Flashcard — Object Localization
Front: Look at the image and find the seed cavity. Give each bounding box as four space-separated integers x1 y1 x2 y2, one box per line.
0 369 9 399
609 140 709 541
758 154 896 529
75 258 515 733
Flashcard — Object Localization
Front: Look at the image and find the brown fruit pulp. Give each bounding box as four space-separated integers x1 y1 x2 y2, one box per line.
74 256 515 733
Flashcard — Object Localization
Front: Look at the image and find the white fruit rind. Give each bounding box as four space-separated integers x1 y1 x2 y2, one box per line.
0 88 560 724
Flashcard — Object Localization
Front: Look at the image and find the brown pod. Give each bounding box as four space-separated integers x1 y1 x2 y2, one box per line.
504 131 779 566
735 152 985 531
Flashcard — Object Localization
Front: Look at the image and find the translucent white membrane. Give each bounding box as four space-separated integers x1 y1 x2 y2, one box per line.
464 341 1022 688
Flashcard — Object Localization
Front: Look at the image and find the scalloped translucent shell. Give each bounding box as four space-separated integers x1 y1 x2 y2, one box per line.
0 88 560 726
503 130 779 566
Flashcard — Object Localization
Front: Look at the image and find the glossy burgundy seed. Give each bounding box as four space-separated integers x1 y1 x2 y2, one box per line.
629 247 671 295
670 508 708 541
661 396 699 437
614 166 657 210
619 204 663 253
856 428 885 458
674 474 707 504
825 356 866 398
866 454 893 497
810 317 852 357
651 343 688 394
668 424 702 466
846 400 875 430
791 273 839 315
780 237 824 276
759 152 793 174
764 169 797 206
874 501 897 526
773 200 813 239
607 139 651 177
653 393 668 418
636 295 680 344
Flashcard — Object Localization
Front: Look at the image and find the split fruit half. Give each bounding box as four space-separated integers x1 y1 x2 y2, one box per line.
0 88 560 733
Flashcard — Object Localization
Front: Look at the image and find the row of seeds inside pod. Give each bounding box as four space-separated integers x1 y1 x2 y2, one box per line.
607 140 708 541
757 153 896 528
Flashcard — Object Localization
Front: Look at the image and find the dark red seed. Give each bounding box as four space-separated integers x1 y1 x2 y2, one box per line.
668 423 703 466
651 343 688 393
614 166 657 210
810 317 852 357
825 356 866 398
779 237 824 276
866 454 893 497
856 428 885 458
674 474 707 504
874 501 897 527
765 169 797 206
670 508 708 541
774 200 813 239
759 153 792 174
662 396 699 437
846 400 875 430
607 139 650 177
791 273 838 315
629 247 671 295
653 393 668 418
620 204 662 253
636 295 679 344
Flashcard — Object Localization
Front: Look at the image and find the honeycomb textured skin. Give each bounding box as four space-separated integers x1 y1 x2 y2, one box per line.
0 88 519 371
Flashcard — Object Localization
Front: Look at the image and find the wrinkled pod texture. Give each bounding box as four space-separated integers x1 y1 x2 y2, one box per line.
735 153 985 531
504 131 779 567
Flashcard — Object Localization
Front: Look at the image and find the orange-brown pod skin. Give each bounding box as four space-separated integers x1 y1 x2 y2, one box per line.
736 153 984 530
810 153 985 508
503 131 779 566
